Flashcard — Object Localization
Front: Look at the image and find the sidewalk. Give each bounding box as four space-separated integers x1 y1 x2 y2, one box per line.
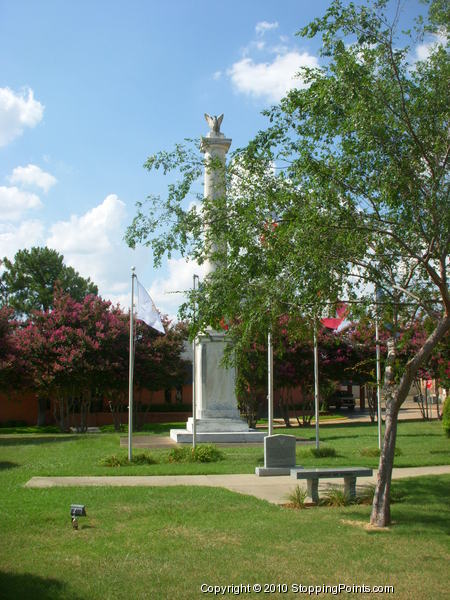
25 465 450 505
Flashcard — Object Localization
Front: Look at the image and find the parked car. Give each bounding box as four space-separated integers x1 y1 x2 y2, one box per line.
327 390 355 410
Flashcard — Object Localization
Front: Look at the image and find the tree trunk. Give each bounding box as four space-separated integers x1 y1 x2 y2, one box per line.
370 396 399 526
370 316 450 527
37 396 47 426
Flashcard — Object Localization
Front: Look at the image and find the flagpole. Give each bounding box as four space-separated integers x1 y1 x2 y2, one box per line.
192 274 199 450
268 329 274 436
313 321 320 450
128 267 136 461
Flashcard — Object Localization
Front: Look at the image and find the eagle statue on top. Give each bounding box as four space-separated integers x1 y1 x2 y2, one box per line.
204 113 224 138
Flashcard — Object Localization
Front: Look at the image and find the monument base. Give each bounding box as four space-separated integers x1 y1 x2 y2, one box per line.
170 429 266 444
255 466 294 476
186 416 249 433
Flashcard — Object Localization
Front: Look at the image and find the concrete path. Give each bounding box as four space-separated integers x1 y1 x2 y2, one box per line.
25 465 450 505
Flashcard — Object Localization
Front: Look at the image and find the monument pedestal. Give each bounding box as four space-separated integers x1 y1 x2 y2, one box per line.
170 330 266 443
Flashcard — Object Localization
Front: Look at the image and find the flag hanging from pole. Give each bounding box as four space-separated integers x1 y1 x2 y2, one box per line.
135 279 165 334
320 303 352 333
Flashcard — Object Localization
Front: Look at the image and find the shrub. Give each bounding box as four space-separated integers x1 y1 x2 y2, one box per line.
131 453 158 465
310 446 337 458
442 396 450 438
100 424 127 433
287 485 308 509
100 454 124 467
321 487 352 507
167 444 224 463
194 444 224 462
100 453 157 467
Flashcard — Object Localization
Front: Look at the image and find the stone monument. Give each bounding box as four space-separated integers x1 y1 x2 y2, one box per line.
255 434 299 476
170 114 265 444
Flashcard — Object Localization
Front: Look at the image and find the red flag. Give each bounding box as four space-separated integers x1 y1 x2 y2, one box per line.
320 304 351 332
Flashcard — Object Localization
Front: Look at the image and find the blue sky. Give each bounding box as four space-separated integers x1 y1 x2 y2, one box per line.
0 0 431 319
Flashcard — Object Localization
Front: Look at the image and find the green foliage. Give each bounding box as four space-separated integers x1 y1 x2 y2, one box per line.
321 487 352 507
167 444 224 463
126 0 450 402
1 247 98 315
300 445 337 458
0 424 59 434
99 424 127 433
287 485 308 509
442 396 450 438
99 453 158 467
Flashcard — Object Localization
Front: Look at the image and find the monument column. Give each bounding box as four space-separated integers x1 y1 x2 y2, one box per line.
170 114 264 443
199 116 231 275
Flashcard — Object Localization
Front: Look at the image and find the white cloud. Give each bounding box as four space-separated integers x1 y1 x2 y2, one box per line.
47 195 117 255
255 21 279 36
227 50 319 103
0 220 45 260
149 257 209 321
415 31 447 61
0 87 44 147
269 44 289 55
213 70 222 80
0 186 42 221
47 194 126 256
46 194 149 307
9 164 57 193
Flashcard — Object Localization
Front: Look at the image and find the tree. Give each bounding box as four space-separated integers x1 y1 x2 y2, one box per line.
126 0 449 527
12 288 188 430
14 290 127 429
1 247 98 316
0 306 24 392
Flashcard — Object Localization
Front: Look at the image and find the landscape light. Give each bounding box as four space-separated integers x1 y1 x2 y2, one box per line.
70 504 86 529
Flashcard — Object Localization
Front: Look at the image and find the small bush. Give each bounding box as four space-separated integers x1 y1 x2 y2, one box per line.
100 424 127 433
100 454 124 467
321 487 352 507
131 453 158 465
287 485 308 509
194 444 224 462
100 452 157 467
310 446 337 458
167 444 223 463
167 447 192 463
442 396 450 438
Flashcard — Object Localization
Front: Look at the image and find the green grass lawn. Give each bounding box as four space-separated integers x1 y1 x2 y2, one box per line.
0 420 447 476
0 421 449 599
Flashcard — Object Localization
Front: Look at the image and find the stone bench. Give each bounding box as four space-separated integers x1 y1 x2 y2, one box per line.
290 467 373 503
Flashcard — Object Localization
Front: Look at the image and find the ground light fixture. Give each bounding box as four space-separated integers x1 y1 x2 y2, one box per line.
70 504 86 529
